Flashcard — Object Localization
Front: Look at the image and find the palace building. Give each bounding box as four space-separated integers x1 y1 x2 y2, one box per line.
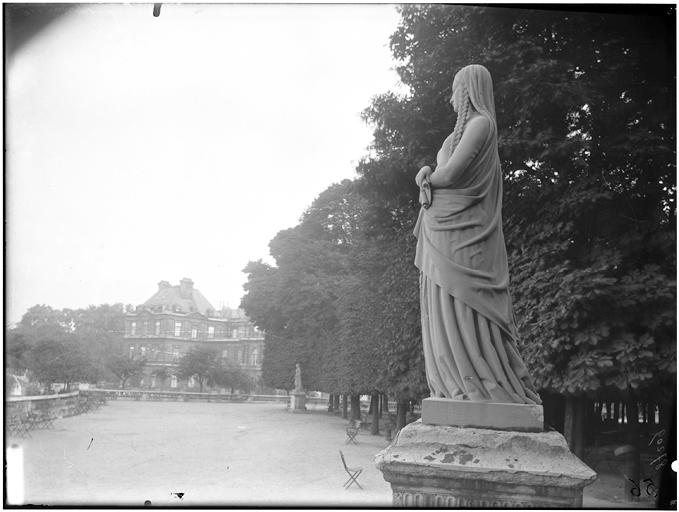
123 278 264 391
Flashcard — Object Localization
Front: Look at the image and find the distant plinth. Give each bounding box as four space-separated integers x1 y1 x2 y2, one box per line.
375 401 597 508
290 391 307 413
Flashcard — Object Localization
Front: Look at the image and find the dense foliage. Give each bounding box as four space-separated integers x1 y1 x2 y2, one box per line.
177 346 255 393
6 304 128 391
242 5 675 402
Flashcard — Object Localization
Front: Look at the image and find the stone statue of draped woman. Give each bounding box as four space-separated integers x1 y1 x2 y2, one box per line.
413 64 541 405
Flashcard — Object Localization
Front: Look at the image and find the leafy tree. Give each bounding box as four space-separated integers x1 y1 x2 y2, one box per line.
107 354 146 389
241 5 674 421
360 4 675 401
177 346 221 392
212 362 255 394
242 181 365 393
151 367 170 387
8 303 127 387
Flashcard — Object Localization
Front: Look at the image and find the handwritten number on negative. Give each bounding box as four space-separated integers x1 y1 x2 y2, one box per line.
626 477 659 498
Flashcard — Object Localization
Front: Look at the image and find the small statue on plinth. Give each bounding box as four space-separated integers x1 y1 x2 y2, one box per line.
294 363 304 392
290 363 307 413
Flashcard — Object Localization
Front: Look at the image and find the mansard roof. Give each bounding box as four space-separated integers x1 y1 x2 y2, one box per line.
143 279 217 317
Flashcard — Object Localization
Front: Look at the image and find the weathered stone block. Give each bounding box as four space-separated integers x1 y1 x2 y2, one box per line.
375 420 597 508
422 398 544 432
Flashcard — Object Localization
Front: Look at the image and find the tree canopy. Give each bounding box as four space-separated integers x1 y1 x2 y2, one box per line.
7 303 128 390
241 5 674 403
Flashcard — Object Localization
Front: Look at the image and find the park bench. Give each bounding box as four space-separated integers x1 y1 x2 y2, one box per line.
339 450 363 489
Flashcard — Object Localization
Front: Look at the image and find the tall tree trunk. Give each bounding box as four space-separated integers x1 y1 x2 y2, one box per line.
327 394 335 412
573 398 585 459
341 394 348 419
396 400 408 431
371 393 380 435
350 394 361 422
334 394 340 413
624 397 641 502
564 396 576 449
563 396 586 459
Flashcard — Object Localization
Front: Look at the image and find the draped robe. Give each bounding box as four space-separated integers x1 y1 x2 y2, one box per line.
414 116 541 405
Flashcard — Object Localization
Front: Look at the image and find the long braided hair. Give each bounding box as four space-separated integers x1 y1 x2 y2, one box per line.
442 65 497 162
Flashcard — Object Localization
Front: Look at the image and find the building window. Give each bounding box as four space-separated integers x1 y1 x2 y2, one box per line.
174 321 182 337
172 345 180 362
191 326 198 339
151 375 156 388
232 329 238 338
222 349 228 359
170 375 178 388
155 321 161 336
130 322 136 336
252 348 260 366
240 347 249 365
141 346 146 357
128 345 135 358
208 326 215 339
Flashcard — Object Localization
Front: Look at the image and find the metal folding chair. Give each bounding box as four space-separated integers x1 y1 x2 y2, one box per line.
345 420 360 444
8 414 32 439
339 450 363 489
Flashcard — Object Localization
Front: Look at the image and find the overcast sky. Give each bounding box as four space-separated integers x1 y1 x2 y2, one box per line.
6 3 405 325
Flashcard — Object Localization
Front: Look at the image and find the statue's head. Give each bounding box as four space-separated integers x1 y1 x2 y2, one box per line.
451 64 496 121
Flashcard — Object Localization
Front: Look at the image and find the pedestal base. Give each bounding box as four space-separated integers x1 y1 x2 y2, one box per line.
375 420 596 508
289 392 307 413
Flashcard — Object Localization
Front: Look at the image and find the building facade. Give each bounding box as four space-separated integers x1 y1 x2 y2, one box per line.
123 278 264 391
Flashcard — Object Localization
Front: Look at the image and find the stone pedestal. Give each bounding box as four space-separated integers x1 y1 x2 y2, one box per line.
289 391 307 413
422 398 544 432
375 419 597 508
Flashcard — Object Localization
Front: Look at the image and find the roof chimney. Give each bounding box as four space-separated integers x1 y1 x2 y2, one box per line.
180 278 194 298
158 280 171 292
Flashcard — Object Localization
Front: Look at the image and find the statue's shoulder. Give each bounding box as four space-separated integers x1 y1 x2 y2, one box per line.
463 114 491 140
466 114 490 128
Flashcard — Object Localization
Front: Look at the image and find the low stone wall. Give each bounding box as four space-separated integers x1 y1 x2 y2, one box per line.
86 389 327 406
7 391 82 419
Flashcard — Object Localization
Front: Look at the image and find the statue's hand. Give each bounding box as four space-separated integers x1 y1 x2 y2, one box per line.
415 166 432 187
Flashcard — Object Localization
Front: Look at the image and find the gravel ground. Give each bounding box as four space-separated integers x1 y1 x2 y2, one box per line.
6 400 656 507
